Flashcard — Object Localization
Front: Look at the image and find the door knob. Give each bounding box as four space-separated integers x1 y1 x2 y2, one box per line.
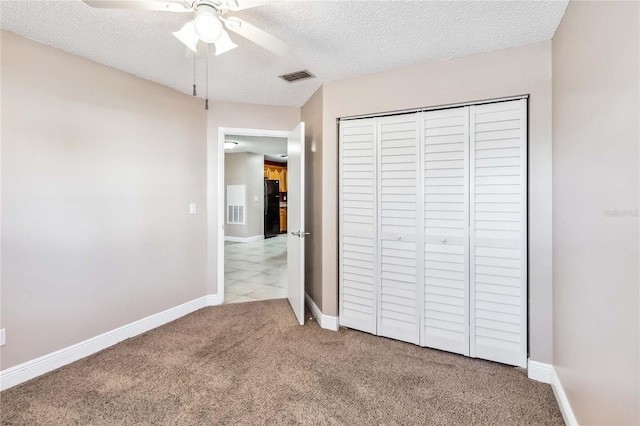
291 231 311 238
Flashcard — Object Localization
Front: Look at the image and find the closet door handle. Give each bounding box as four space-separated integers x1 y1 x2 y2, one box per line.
396 235 402 240
441 238 447 243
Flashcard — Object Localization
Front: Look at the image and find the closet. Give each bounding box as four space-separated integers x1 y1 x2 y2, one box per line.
338 98 527 368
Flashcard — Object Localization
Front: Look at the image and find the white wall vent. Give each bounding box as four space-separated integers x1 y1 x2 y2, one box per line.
226 185 246 225
279 69 315 83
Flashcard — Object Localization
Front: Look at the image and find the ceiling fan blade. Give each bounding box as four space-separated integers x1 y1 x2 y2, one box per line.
82 0 191 12
225 0 276 11
223 17 291 56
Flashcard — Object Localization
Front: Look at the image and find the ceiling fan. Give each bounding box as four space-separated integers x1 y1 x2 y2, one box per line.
82 0 291 57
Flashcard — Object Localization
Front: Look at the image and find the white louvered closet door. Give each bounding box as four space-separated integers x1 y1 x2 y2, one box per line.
339 118 378 334
377 114 421 345
422 107 470 356
470 99 527 368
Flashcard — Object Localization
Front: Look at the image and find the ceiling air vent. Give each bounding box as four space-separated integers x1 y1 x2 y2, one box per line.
279 69 315 83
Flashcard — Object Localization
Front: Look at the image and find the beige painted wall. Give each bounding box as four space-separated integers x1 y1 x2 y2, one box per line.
224 153 249 238
0 32 207 369
321 41 554 363
224 152 264 239
552 1 639 424
246 152 265 238
207 101 300 294
300 87 323 307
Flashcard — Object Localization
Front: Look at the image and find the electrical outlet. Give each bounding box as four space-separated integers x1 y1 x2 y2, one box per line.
189 203 197 215
0 328 6 346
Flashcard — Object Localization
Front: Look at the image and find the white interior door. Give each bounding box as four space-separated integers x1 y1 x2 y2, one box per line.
339 118 378 334
287 122 306 325
422 106 470 355
377 114 421 345
469 99 527 368
337 98 528 368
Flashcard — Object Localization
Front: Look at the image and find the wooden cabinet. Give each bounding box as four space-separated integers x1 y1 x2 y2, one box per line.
279 207 287 233
265 163 288 233
264 164 287 192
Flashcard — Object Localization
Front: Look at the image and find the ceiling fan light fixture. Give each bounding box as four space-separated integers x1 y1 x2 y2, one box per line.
224 141 238 150
194 6 223 43
214 30 238 56
173 21 199 53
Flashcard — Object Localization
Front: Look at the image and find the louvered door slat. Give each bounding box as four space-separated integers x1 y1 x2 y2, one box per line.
470 99 527 368
377 114 420 345
339 119 377 334
422 107 470 356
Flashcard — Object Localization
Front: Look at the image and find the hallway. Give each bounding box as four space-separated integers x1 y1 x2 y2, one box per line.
224 235 288 304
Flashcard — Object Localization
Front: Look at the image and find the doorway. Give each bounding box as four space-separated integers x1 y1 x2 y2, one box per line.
217 128 292 304
224 236 288 302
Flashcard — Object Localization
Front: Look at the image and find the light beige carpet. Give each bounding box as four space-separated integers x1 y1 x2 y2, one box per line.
0 299 562 425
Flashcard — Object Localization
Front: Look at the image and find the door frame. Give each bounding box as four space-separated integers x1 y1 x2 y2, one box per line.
216 127 293 301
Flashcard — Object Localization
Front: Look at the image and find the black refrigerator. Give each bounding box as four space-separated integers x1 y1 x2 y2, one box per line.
264 179 280 238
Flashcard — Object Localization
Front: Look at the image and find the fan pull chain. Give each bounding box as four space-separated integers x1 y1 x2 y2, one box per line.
192 9 197 97
192 46 197 96
205 45 209 110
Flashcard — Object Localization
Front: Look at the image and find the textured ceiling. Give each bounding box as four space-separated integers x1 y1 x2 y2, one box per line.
0 0 568 107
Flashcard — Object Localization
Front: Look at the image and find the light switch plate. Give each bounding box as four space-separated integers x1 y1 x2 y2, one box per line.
254 196 259 202
189 203 196 215
0 328 6 346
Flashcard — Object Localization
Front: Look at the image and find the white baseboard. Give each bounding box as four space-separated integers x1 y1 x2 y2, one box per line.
0 293 223 391
224 235 264 243
304 292 339 331
550 367 579 426
205 293 223 307
527 359 552 384
527 359 578 425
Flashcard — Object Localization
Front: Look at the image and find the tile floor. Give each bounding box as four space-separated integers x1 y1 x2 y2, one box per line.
224 235 288 304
